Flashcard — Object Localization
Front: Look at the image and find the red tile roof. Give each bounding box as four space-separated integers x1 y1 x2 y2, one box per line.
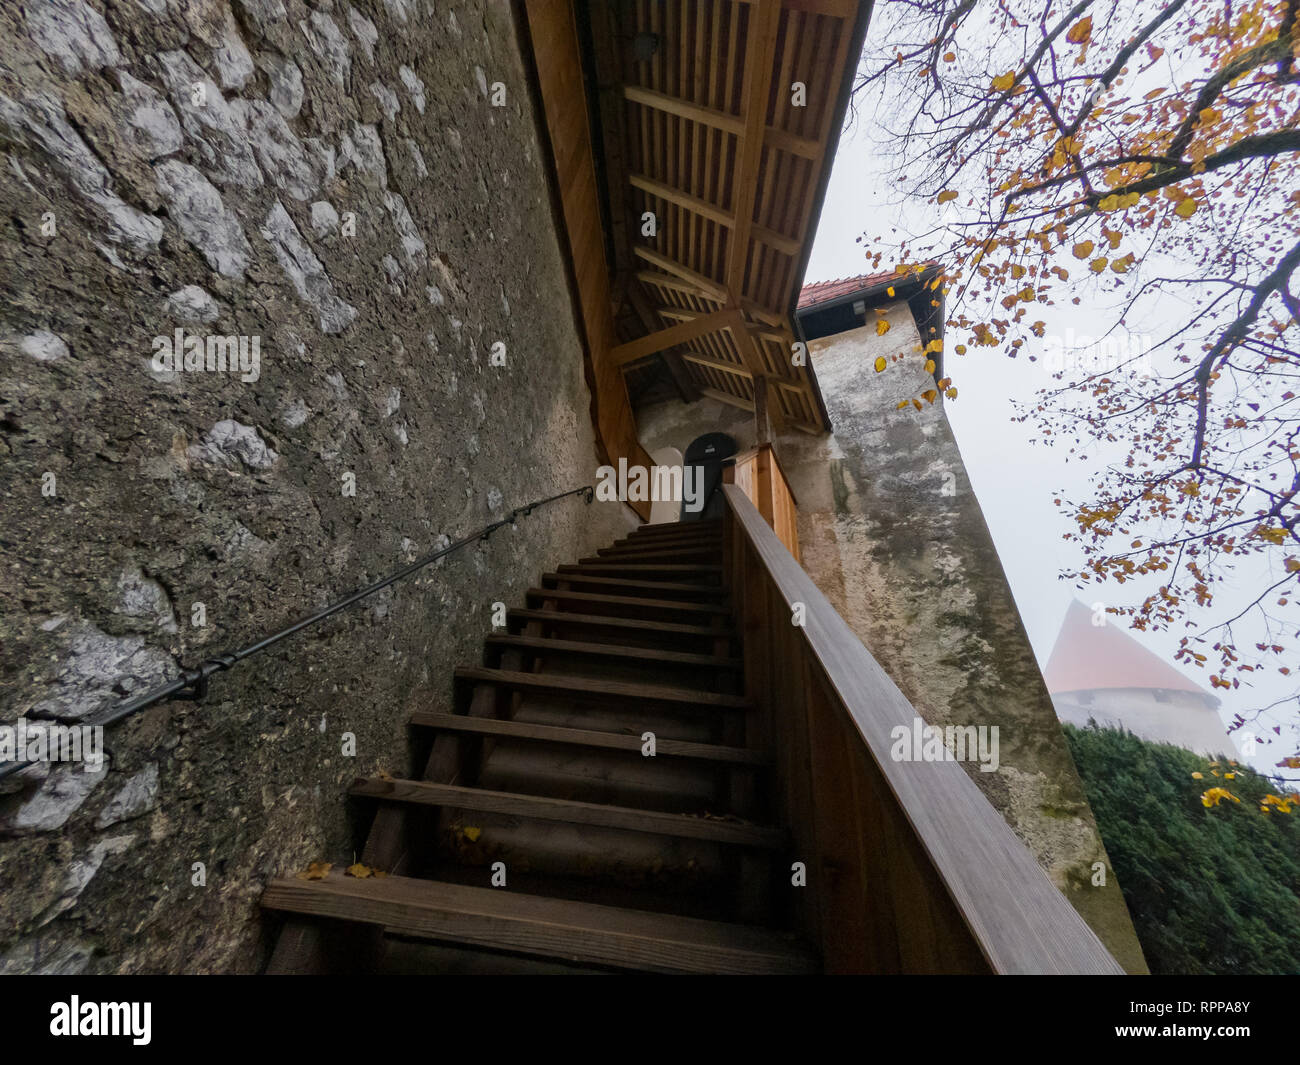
1043 600 1212 699
797 270 910 310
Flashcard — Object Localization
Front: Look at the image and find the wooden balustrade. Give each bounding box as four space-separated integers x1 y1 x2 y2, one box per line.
721 485 1124 974
724 444 800 559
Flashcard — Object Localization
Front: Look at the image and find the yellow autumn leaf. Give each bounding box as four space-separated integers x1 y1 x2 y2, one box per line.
924 359 936 373
1072 240 1094 259
463 826 482 842
896 399 910 410
298 861 332 881
1090 257 1108 273
1257 526 1286 544
1066 15 1092 44
954 344 967 355
944 386 958 399
874 355 887 372
942 51 956 62
1284 558 1300 572
886 286 895 297
922 389 938 404
1191 771 1204 779
876 320 890 337
991 71 1016 92
346 862 373 879
1175 197 1198 219
937 190 959 204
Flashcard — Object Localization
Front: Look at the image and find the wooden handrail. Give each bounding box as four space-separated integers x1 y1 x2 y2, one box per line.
721 485 1124 974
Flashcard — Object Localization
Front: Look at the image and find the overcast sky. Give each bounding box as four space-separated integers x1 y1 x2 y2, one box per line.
805 120 1296 777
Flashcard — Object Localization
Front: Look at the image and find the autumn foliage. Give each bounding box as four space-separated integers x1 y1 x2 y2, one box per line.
857 0 1300 765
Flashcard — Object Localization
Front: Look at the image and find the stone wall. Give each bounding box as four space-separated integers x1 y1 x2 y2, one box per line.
0 0 634 974
636 302 1149 973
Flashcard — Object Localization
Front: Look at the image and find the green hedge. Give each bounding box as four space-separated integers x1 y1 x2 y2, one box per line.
1063 723 1300 975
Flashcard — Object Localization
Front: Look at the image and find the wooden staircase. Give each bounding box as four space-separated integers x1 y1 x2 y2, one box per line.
262 518 817 975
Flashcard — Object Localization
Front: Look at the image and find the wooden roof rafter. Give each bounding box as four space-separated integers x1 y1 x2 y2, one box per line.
600 0 869 433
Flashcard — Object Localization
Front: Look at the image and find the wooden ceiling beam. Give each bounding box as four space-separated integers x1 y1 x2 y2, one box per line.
632 174 799 258
622 85 818 159
632 247 729 303
725 0 785 301
680 351 750 378
611 308 737 366
658 305 788 348
698 386 755 414
635 272 723 304
629 173 732 229
625 280 701 403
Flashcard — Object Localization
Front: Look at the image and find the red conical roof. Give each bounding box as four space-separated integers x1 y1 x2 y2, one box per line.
1044 600 1213 699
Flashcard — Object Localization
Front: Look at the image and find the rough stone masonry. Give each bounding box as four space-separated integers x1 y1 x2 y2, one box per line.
0 0 633 973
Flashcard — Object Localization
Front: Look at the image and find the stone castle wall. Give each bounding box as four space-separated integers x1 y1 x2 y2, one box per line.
0 0 633 973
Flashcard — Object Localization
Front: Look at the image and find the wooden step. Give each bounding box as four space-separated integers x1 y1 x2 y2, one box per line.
557 563 722 580
617 531 721 548
595 545 721 560
525 588 731 616
542 572 724 599
410 712 768 765
507 608 726 639
349 778 785 848
486 633 740 670
453 667 750 709
261 871 815 974
635 519 721 535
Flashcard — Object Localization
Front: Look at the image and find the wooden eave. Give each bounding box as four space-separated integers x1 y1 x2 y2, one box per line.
591 0 872 433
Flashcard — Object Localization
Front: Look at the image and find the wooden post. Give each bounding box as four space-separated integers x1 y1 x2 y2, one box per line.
752 375 772 446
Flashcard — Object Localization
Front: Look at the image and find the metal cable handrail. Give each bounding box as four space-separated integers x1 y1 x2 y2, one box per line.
0 485 595 781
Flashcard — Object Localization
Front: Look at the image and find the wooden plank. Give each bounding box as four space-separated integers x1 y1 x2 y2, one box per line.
635 271 726 303
555 561 722 574
409 712 770 765
508 607 723 638
698 386 756 413
623 83 746 135
452 666 750 709
632 247 729 302
542 572 725 598
610 309 736 365
262 872 816 974
524 587 728 615
485 633 740 669
726 0 785 298
630 172 732 228
522 0 654 518
623 83 818 157
349 779 786 848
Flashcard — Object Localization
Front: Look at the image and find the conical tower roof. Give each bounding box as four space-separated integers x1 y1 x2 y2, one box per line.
1043 600 1216 703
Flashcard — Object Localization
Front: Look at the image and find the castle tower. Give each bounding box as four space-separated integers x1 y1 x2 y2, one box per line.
1046 600 1238 758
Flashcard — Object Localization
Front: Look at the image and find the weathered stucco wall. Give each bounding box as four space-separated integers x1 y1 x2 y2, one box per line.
0 0 634 974
637 303 1148 972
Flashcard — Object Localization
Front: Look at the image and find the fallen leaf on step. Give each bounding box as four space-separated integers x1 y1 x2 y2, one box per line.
298 861 332 880
375 769 394 782
346 862 373 879
462 826 482 843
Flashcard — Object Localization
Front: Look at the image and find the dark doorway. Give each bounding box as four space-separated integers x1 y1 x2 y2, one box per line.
681 432 737 521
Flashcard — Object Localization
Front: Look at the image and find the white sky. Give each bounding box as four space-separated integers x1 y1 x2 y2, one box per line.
805 121 1297 777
